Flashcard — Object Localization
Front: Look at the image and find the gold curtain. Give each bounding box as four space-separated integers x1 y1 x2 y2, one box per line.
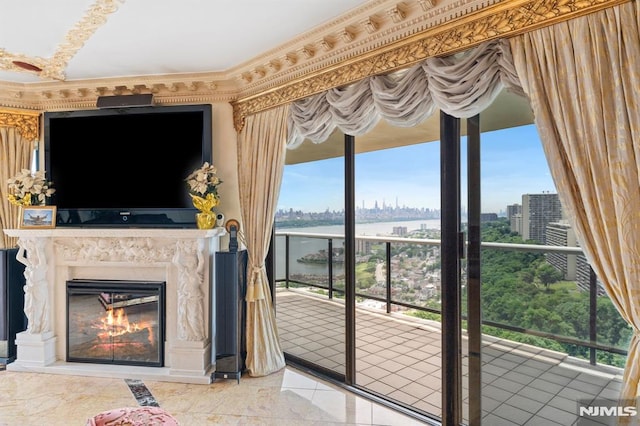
0 126 34 249
237 104 288 376
510 0 640 404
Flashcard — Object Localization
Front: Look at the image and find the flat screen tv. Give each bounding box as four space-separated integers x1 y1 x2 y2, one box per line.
44 104 212 227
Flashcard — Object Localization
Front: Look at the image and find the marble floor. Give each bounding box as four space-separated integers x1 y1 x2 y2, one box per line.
0 363 429 426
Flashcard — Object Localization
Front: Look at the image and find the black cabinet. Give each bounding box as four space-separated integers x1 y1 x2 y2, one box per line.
0 248 26 363
213 250 247 382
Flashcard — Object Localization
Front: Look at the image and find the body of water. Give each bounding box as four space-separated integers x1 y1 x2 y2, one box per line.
274 219 440 278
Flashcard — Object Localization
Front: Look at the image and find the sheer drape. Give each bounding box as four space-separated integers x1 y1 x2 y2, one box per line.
0 127 32 249
288 39 524 147
510 1 640 404
237 105 288 376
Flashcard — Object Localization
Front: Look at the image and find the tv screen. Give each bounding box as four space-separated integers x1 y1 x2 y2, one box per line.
44 104 212 227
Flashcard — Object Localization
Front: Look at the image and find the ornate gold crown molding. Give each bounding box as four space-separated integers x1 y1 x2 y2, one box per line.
232 0 629 132
233 0 497 99
0 108 39 141
0 73 239 112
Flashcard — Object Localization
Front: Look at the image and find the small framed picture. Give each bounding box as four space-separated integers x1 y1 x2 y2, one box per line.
19 205 57 229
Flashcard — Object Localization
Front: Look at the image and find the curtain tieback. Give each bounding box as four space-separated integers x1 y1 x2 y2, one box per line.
246 264 266 302
251 265 265 276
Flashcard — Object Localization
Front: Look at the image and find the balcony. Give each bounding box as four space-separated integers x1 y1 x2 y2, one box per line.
274 230 628 425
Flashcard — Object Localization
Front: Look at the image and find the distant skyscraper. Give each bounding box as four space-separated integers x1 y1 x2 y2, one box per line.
521 193 563 244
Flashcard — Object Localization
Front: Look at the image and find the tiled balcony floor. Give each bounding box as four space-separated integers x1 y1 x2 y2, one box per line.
275 289 625 425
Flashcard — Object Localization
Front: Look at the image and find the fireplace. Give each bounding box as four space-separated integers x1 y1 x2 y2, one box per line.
3 228 223 384
66 279 165 367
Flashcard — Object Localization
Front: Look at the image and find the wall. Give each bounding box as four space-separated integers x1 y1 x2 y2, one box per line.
211 102 241 250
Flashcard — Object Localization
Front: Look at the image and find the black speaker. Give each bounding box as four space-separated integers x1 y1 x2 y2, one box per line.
213 249 247 382
0 248 26 363
96 94 154 108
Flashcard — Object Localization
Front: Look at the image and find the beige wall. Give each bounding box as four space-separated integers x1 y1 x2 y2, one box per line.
211 101 241 249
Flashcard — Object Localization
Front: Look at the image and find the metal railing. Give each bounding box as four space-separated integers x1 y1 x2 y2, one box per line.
275 230 628 367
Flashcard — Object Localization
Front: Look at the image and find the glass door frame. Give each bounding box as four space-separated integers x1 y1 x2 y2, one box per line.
272 115 484 425
440 111 482 426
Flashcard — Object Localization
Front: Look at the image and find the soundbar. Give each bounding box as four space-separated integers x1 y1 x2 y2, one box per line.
96 94 154 108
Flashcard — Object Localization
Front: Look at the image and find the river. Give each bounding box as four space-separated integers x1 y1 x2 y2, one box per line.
274 219 440 278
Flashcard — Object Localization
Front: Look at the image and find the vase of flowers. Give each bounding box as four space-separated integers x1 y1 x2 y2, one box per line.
185 162 222 229
7 169 56 206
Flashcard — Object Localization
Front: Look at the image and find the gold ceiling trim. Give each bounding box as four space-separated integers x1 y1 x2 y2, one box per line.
0 109 40 141
232 0 628 132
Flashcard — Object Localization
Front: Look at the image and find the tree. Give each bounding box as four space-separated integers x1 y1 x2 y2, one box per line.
536 263 563 290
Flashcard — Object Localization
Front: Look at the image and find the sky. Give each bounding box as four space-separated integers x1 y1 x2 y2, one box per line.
277 124 557 215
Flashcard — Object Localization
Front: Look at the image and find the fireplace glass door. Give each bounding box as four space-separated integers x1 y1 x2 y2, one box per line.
67 279 165 367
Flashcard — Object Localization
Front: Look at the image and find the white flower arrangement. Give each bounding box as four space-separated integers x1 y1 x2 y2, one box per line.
185 162 222 212
7 169 56 206
186 162 222 196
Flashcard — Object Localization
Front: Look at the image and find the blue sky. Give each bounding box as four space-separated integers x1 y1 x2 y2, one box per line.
277 124 557 214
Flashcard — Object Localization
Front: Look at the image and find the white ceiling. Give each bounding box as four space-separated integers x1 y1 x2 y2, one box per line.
0 0 370 83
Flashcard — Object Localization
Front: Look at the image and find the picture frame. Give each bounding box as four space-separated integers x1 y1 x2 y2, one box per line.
19 205 57 229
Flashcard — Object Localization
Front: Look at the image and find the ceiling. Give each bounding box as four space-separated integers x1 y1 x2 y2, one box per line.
0 0 370 84
0 0 535 164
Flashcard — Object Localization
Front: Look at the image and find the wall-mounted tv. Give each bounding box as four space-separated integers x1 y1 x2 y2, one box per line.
44 104 212 227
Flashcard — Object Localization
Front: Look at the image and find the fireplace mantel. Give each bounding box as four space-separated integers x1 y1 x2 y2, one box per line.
3 227 225 384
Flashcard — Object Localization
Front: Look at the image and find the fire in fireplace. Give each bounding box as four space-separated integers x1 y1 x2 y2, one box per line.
66 279 165 367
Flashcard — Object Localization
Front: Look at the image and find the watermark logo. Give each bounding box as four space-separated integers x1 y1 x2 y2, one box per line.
578 399 639 425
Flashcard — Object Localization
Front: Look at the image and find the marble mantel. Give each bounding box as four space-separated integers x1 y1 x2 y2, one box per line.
3 227 225 384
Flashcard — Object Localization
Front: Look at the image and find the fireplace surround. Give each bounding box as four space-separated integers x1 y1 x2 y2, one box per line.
3 228 224 384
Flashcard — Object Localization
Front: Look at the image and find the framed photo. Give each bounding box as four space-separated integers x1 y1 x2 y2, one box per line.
19 205 57 229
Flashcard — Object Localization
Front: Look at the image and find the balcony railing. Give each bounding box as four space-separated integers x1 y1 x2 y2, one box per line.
274 230 629 368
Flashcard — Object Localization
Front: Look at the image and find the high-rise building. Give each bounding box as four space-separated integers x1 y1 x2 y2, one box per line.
355 238 373 254
521 193 563 244
511 213 523 235
392 226 408 236
480 213 498 222
576 249 606 295
545 221 577 280
544 221 606 295
507 204 522 223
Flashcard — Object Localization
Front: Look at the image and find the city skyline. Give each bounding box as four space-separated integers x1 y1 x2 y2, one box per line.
277 124 557 214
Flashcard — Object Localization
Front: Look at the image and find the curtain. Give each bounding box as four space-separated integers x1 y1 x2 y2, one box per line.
510 0 640 405
0 127 33 249
288 38 524 148
237 104 288 376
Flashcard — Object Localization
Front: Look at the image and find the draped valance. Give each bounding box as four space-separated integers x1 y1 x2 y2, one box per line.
287 39 526 149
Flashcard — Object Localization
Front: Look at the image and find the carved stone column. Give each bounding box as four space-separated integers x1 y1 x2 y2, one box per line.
13 235 56 366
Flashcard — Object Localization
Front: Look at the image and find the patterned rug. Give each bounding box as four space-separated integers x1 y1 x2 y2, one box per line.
124 378 159 407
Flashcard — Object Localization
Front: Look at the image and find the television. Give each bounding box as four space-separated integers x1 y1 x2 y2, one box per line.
43 104 212 227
